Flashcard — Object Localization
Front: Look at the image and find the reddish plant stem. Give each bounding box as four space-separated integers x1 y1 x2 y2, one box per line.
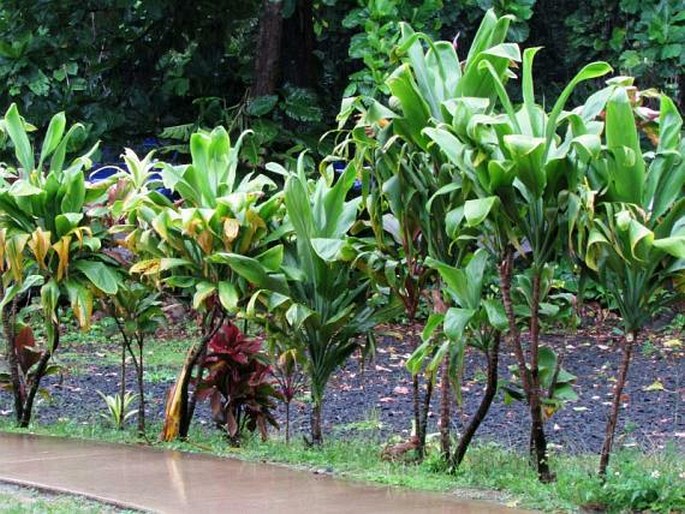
599 330 636 477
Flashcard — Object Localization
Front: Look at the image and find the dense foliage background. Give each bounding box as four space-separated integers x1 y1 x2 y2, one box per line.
0 0 683 154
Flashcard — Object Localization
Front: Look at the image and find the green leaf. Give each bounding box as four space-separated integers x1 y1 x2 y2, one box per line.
464 197 498 226
4 104 35 173
444 308 476 340
192 282 216 310
39 112 66 169
0 275 44 309
72 260 119 295
217 281 239 312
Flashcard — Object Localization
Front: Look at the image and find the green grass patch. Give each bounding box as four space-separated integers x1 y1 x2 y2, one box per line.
1 418 682 513
0 483 135 513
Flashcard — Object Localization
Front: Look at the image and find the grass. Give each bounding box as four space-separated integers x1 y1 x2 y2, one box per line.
56 318 194 383
1 418 682 513
0 483 136 513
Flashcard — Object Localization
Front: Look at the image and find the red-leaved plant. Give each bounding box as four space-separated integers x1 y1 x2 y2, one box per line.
197 323 278 445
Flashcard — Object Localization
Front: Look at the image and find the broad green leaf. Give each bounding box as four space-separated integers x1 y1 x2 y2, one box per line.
39 112 66 168
72 260 119 295
217 281 239 312
192 282 216 310
5 104 35 172
464 197 498 226
604 87 644 203
444 307 476 340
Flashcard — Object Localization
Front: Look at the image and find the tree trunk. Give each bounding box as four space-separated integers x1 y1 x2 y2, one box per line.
119 339 126 429
137 341 146 436
418 377 433 458
311 400 323 445
451 334 500 470
599 330 636 477
281 0 316 89
19 321 59 428
498 252 553 482
439 356 451 459
2 300 24 423
285 401 291 444
251 0 284 97
528 271 553 482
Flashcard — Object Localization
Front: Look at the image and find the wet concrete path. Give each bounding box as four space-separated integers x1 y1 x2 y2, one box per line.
0 433 526 513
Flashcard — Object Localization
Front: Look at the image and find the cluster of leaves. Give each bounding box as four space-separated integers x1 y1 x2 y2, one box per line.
197 323 278 444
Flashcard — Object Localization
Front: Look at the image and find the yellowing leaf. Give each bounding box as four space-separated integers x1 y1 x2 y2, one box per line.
52 236 72 281
129 259 161 275
28 227 52 269
663 339 682 349
196 230 214 254
6 233 30 282
644 380 664 392
223 218 240 244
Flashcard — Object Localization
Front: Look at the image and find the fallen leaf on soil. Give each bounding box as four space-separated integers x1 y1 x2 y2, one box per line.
393 386 409 395
573 406 588 412
644 380 665 392
663 339 682 349
375 365 392 372
379 397 395 403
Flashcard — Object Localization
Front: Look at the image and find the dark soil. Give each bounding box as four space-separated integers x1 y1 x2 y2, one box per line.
1 317 683 455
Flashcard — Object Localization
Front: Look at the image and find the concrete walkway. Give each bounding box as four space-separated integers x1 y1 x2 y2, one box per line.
0 433 524 513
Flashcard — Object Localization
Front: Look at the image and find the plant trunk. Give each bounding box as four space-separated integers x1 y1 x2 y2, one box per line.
285 401 291 444
137 341 146 436
19 322 59 428
599 330 636 477
311 400 323 445
450 334 500 471
439 356 451 459
419 377 433 455
498 252 553 482
178 340 208 439
119 340 126 430
251 0 284 97
2 300 24 423
528 271 553 482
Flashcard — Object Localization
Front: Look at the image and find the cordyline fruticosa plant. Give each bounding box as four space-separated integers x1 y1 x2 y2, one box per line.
224 157 398 445
117 127 285 441
337 9 521 459
425 46 612 480
197 322 278 445
568 81 685 477
0 104 121 427
107 281 164 436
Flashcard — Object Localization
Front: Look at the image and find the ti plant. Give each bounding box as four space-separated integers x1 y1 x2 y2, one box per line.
228 158 398 445
0 104 121 427
108 281 164 436
426 46 612 481
96 390 138 429
571 83 685 476
408 249 507 470
120 126 283 441
338 8 520 459
197 322 278 446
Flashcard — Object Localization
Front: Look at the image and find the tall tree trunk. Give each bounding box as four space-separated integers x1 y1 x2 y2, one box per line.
251 0 284 97
281 0 316 89
451 334 500 470
599 330 636 477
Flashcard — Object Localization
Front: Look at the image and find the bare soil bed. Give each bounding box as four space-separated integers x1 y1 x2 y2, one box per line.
1 315 683 454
